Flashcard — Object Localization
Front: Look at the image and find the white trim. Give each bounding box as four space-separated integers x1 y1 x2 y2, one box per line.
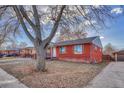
52 47 56 57
115 53 117 62
74 45 83 54
92 37 103 48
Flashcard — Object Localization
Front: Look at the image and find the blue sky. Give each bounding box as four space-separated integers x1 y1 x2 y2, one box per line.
15 6 124 50
102 16 124 49
88 13 124 49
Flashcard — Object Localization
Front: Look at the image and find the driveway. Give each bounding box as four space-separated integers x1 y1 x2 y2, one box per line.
87 62 124 88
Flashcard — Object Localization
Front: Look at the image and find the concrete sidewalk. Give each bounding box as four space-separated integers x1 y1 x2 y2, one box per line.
0 68 27 88
87 62 124 88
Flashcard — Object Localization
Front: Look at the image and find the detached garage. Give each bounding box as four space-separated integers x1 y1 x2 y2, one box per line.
113 50 124 61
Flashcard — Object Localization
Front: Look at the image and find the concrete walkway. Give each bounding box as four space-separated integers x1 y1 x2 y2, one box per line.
87 62 124 88
0 68 27 88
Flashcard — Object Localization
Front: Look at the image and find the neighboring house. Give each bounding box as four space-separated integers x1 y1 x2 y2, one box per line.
0 49 19 55
113 50 124 61
19 47 36 58
50 36 103 63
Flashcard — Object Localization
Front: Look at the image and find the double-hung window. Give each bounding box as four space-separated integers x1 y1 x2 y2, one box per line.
74 45 83 54
60 46 66 54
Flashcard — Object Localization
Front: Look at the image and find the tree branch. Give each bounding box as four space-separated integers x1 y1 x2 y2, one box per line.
43 5 66 48
12 6 34 42
19 6 36 30
0 5 10 9
32 6 41 30
80 5 98 31
32 5 42 41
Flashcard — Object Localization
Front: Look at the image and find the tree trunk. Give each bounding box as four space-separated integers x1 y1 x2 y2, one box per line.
35 45 46 71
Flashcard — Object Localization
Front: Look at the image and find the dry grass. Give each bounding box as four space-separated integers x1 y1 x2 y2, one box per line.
0 60 107 88
0 57 16 61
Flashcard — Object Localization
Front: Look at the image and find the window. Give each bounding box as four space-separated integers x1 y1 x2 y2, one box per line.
60 46 66 54
74 45 83 54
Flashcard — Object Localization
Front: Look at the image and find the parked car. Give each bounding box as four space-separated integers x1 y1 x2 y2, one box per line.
11 53 18 57
3 53 19 57
3 54 9 57
0 54 3 58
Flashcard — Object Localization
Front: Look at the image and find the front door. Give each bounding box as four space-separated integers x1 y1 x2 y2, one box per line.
52 47 56 57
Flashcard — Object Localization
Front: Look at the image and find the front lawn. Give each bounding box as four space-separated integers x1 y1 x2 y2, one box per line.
0 60 107 88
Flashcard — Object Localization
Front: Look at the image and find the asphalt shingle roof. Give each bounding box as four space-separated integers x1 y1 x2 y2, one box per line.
54 36 98 46
113 50 124 54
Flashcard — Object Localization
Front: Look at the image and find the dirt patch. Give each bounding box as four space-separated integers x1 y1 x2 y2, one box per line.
0 60 108 88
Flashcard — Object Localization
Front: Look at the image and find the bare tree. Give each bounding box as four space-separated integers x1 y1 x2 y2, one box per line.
0 5 113 71
0 27 15 47
13 5 66 71
19 42 28 48
5 41 28 49
56 25 87 42
0 32 7 47
103 43 117 57
5 42 18 49
0 5 19 48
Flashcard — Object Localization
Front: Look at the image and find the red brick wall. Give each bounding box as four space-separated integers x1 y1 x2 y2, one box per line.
54 43 102 63
0 50 18 55
19 48 36 59
56 43 91 63
90 44 102 63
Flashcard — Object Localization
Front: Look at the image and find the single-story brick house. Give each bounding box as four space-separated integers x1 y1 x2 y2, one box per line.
49 36 103 63
0 49 19 55
19 47 36 58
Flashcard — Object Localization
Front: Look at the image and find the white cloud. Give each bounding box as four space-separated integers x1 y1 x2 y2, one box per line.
100 36 104 39
84 20 96 25
111 8 123 14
